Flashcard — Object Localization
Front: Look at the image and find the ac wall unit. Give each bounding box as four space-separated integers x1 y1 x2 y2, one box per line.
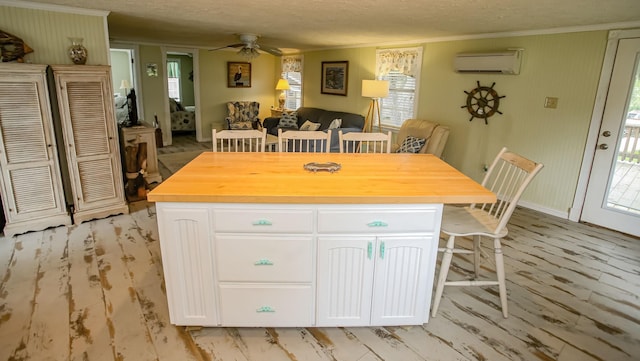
454 50 522 74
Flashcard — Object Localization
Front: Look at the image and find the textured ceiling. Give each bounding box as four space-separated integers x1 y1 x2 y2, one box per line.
18 0 640 52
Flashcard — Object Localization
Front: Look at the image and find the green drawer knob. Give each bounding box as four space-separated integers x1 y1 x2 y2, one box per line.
252 219 273 226
256 306 275 313
254 259 274 266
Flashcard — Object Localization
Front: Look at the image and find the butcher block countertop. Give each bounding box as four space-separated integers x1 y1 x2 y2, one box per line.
147 152 496 204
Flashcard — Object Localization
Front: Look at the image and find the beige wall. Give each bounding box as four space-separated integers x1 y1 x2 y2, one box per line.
0 5 108 65
299 32 609 215
136 46 279 141
415 32 608 214
138 45 165 127
301 48 375 114
198 49 278 133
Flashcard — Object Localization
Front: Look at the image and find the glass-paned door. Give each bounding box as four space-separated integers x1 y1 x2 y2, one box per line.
582 37 640 237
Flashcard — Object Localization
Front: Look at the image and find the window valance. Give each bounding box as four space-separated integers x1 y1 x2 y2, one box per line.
282 56 302 73
376 48 422 77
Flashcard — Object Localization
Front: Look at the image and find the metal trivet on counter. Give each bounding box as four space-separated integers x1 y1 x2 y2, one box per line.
303 162 341 173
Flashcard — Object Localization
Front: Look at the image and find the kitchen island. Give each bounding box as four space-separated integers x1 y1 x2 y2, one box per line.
147 152 495 327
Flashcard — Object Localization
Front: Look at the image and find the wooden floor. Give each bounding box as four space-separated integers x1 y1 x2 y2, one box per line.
1 137 639 360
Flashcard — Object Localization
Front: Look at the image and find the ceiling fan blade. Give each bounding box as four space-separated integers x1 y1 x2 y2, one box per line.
260 45 283 56
208 43 245 51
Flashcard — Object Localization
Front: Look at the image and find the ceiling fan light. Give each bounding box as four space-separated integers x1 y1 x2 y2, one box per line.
238 47 260 60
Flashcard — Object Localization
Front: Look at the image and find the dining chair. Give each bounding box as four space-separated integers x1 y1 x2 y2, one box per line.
431 147 543 318
278 129 332 153
339 130 392 153
212 128 266 152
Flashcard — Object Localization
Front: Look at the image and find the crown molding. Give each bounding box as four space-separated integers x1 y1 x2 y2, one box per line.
0 0 109 17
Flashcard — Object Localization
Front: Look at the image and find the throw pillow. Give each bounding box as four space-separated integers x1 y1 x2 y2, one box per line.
328 118 342 129
278 111 298 129
300 120 321 131
396 136 426 153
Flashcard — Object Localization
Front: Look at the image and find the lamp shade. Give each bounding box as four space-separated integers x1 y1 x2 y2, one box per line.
362 80 389 98
120 79 131 90
275 78 290 90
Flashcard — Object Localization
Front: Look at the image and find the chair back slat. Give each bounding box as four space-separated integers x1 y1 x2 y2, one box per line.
473 147 544 233
278 129 332 153
212 129 266 152
339 131 392 153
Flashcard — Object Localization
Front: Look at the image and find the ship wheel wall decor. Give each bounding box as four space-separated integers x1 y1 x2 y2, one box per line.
462 81 506 124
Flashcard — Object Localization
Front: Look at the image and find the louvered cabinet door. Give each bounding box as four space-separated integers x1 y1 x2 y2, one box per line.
51 65 128 223
0 64 71 236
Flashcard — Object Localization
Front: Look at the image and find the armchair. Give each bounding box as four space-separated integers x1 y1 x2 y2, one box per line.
392 119 450 158
225 101 260 130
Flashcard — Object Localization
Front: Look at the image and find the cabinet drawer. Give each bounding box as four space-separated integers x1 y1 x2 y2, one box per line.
219 285 314 326
214 209 313 233
215 236 313 282
318 209 439 233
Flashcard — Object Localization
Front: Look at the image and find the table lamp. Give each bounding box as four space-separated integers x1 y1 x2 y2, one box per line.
120 79 130 96
275 78 290 110
362 80 389 132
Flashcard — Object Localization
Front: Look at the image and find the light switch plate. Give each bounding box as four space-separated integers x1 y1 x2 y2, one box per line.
544 97 558 109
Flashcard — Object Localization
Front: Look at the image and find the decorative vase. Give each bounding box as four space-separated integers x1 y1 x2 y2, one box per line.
68 37 87 65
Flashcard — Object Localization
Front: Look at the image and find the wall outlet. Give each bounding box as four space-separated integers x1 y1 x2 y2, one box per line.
544 97 558 109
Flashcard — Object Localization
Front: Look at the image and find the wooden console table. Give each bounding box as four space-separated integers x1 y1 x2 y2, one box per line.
147 153 495 327
270 108 284 117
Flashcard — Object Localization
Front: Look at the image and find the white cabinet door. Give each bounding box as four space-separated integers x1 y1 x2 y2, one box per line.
371 236 432 326
51 65 128 223
0 64 71 236
316 236 375 326
317 236 433 326
156 204 218 326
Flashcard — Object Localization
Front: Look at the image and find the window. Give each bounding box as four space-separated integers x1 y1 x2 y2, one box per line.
376 48 422 128
282 56 303 110
167 58 181 101
282 72 301 109
380 71 416 127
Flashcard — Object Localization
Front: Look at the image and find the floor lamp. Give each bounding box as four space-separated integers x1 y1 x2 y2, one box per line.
362 80 389 132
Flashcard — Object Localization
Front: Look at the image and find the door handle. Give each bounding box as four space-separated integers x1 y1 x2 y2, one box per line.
598 144 609 150
602 130 611 137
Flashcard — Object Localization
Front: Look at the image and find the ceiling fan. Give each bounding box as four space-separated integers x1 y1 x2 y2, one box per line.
210 34 282 59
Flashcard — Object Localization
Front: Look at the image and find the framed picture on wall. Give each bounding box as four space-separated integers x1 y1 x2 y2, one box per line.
321 61 348 96
228 62 251 88
146 63 158 77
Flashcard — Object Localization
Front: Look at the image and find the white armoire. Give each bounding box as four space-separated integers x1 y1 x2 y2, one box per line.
50 65 128 223
0 64 72 237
